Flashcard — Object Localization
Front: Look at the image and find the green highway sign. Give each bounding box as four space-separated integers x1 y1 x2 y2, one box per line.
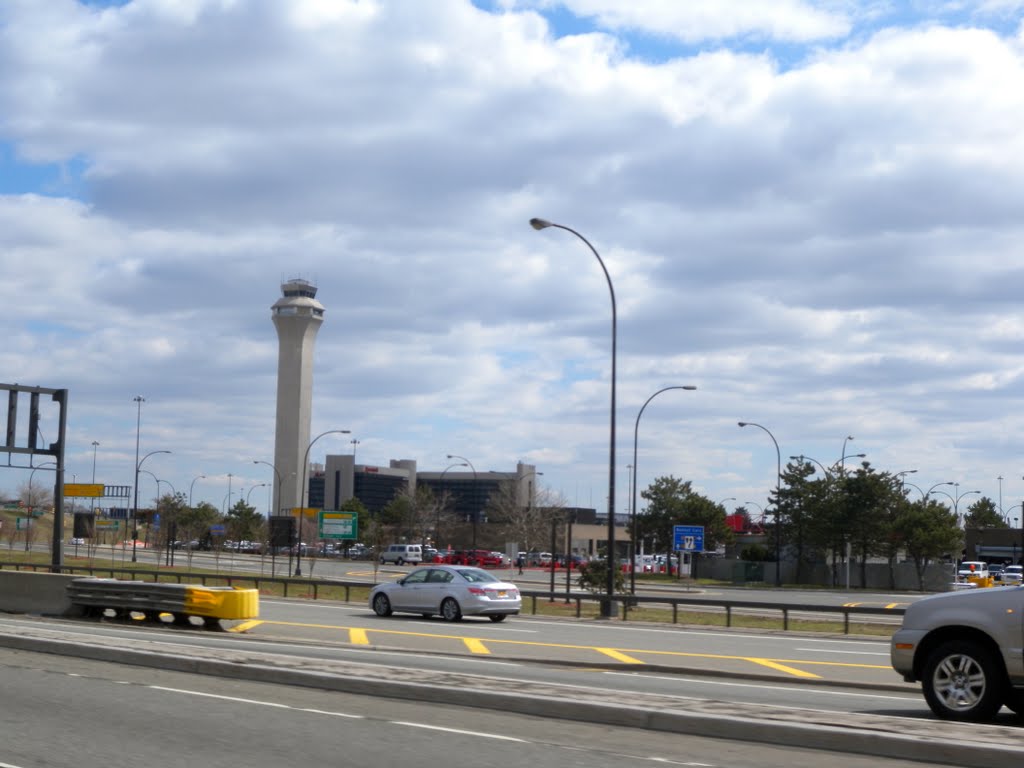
319 510 357 540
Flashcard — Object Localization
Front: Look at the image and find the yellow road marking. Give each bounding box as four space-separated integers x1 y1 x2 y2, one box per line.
747 658 821 678
251 619 888 676
229 620 264 633
464 638 490 654
350 628 369 645
597 648 644 664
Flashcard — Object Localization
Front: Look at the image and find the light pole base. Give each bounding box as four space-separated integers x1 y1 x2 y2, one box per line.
598 596 617 618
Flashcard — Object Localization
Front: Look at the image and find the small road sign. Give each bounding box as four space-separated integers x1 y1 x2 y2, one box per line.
673 524 705 552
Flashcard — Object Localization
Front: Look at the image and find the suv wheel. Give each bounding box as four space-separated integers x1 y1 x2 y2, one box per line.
922 639 1006 721
396 557 404 565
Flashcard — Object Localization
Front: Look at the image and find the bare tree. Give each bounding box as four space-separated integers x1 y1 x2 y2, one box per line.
488 481 564 554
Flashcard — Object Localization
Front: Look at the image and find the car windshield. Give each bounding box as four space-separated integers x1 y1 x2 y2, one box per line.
454 567 499 584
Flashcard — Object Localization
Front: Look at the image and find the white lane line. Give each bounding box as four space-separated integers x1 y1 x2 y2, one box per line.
392 722 525 742
795 647 890 656
602 671 919 701
149 686 364 718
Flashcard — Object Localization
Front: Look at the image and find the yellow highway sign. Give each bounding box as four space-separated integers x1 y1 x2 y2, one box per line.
64 483 104 498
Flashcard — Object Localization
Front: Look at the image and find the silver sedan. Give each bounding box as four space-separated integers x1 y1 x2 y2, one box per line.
369 564 521 622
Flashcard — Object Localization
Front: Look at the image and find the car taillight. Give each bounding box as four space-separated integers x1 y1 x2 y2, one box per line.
468 587 486 595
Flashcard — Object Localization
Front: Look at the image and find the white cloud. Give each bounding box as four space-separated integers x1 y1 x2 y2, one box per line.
1 0 1023 517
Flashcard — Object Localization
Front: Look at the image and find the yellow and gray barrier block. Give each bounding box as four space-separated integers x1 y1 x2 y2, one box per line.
67 578 259 629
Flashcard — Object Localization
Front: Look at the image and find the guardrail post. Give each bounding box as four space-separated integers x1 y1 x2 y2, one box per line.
725 605 732 627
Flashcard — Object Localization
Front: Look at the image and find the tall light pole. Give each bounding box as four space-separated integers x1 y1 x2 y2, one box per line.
131 395 144 562
531 217 618 616
90 440 100 514
629 385 697 594
253 460 282 515
436 462 469 549
132 449 170 562
739 421 782 587
351 439 360 463
998 475 1004 516
446 454 478 547
296 429 351 576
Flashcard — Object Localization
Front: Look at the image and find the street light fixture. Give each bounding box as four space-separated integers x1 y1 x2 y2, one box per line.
132 449 170 562
446 454 479 547
247 484 268 505
739 422 782 587
296 429 351 576
743 501 764 524
629 385 697 594
925 481 955 498
532 217 618 616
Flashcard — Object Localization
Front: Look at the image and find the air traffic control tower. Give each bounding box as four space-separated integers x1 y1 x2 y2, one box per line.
272 278 324 517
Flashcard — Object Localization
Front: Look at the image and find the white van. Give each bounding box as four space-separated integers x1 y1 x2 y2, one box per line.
379 544 423 565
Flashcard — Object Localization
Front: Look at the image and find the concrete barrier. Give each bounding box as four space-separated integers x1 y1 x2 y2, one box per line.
66 578 259 628
0 571 81 616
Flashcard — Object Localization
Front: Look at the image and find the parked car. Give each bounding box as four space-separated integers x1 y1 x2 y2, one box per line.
528 551 552 567
379 543 423 565
369 564 521 622
990 563 1006 582
1003 565 1024 585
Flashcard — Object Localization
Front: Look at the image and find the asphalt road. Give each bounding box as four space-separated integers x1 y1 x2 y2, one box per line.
0 647 934 768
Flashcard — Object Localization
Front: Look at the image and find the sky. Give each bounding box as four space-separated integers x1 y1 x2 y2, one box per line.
3 0 1024 522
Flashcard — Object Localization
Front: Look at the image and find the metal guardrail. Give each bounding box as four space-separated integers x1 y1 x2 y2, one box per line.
66 577 259 628
3 561 903 633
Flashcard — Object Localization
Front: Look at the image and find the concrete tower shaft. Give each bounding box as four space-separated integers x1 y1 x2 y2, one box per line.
272 279 324 517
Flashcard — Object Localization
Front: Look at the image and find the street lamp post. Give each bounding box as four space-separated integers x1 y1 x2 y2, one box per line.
132 449 170 563
131 395 144 562
895 469 917 493
296 429 351 576
532 217 618 616
446 454 478 547
955 485 983 522
739 422 782 587
744 501 764 529
436 462 468 549
247 484 268 505
90 441 99 514
189 474 206 509
840 436 855 471
925 481 955 499
629 385 697 594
